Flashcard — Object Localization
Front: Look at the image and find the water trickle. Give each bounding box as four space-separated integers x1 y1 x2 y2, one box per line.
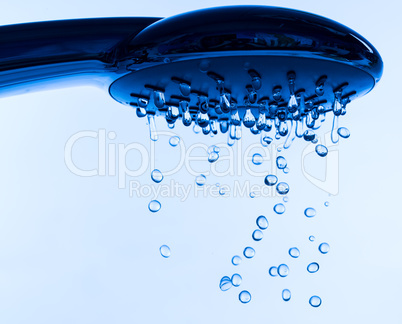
220 276 232 291
243 247 255 259
264 175 278 186
278 264 289 277
282 289 291 302
151 169 163 183
159 245 171 258
235 125 242 140
252 153 263 165
284 120 296 149
338 127 350 138
232 255 242 266
307 262 319 273
256 215 269 230
276 182 290 195
276 156 287 169
309 235 315 242
252 229 264 241
331 114 339 143
195 174 207 186
289 247 300 258
147 114 158 141
239 291 251 303
269 266 278 277
315 144 328 157
319 243 330 254
309 296 322 307
229 124 236 140
296 118 305 138
149 200 161 213
274 203 286 214
231 274 242 287
169 136 180 147
243 109 256 128
304 207 316 218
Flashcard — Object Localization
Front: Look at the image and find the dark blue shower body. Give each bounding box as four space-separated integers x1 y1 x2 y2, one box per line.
0 6 383 137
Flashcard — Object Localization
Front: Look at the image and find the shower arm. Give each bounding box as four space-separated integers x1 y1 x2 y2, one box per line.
0 17 160 97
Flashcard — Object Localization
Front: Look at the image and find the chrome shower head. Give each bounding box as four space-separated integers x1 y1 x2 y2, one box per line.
0 6 383 145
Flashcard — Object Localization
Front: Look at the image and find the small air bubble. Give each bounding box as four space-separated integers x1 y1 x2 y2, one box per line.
252 229 264 241
239 290 251 303
231 274 242 287
309 296 322 307
169 136 180 147
278 264 289 277
337 127 350 138
232 255 242 266
151 169 163 183
315 144 328 157
319 242 330 254
289 247 300 258
274 203 286 214
309 235 315 242
149 200 161 213
276 156 287 169
276 182 289 195
304 207 316 218
307 262 319 273
256 215 269 230
220 276 232 291
269 266 278 277
252 153 263 165
264 175 278 186
195 174 206 186
243 247 255 259
282 289 291 302
159 245 171 258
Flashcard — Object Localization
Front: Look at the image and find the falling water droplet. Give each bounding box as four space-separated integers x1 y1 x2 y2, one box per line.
169 136 180 147
269 266 278 277
151 169 163 183
264 175 278 186
220 276 232 291
304 208 316 218
309 296 322 307
276 182 290 195
252 153 263 165
278 264 289 277
289 247 300 258
232 255 242 266
282 289 291 302
243 247 255 259
159 245 171 258
303 129 315 142
276 156 287 169
149 200 161 213
324 201 329 207
195 174 206 186
239 290 251 303
256 215 269 230
319 243 330 254
338 127 350 138
231 274 242 287
274 203 286 214
252 229 264 241
307 262 320 273
315 144 328 157
309 235 315 242
284 120 296 149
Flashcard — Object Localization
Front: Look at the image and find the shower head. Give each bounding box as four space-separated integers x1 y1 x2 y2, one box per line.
0 6 383 143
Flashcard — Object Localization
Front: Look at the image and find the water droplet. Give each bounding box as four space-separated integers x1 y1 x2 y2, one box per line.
220 276 232 291
283 196 289 203
219 187 226 196
338 127 350 138
249 192 256 198
331 114 339 143
278 264 289 277
252 229 264 241
315 144 328 157
232 255 242 266
304 207 316 218
274 203 286 214
303 129 315 142
243 109 256 128
239 291 251 303
309 235 315 242
264 175 278 186
252 76 262 90
319 242 330 254
193 124 201 134
324 201 329 207
276 156 287 169
252 153 263 165
231 274 242 287
136 107 147 118
195 174 206 186
154 90 165 109
261 135 273 146
269 266 278 277
307 262 320 273
276 182 290 195
243 247 255 259
256 215 269 230
179 82 191 96
208 152 219 163
147 114 158 141
289 247 300 258
151 169 163 183
169 136 180 147
159 245 170 258
149 200 161 213
282 289 291 302
309 296 322 307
